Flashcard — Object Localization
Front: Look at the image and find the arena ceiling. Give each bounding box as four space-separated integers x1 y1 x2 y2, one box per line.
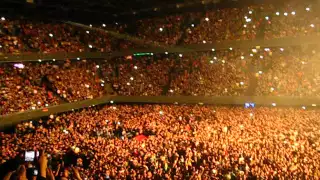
1 0 313 24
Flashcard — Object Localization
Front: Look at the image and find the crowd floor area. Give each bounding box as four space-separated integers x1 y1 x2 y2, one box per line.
1 105 320 179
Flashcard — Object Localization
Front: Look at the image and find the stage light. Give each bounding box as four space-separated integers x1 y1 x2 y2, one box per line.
249 10 252 14
265 16 269 20
159 27 163 32
179 54 183 57
306 7 310 11
96 65 100 68
272 103 276 106
302 106 306 110
240 82 244 85
243 24 247 28
169 89 174 93
165 52 168 54
229 47 233 51
77 57 80 60
203 40 206 44
130 77 134 81
134 66 138 69
260 55 263 59
86 31 90 34
102 24 106 27
38 59 42 62
276 12 280 16
258 71 263 74
310 24 315 28
211 48 215 51
284 12 288 16
210 60 214 64
110 100 114 104
1 17 5 21
53 59 56 61
280 48 284 51
312 104 316 107
241 56 245 59
126 82 131 86
291 11 296 15
89 24 92 27
191 24 194 27
159 111 164 115
246 18 252 22
49 33 53 37
89 44 93 48
205 17 209 21
270 87 275 92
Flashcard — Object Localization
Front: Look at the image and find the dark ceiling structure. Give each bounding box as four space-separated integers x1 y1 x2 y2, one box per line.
1 0 316 24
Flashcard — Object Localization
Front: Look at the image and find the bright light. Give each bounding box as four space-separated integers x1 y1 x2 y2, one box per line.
110 100 114 104
1 17 5 21
169 89 174 93
302 106 306 110
246 18 252 22
130 77 134 81
112 106 117 110
53 59 56 61
229 47 233 51
284 12 288 16
221 60 225 64
270 87 275 92
37 101 41 105
89 44 93 48
249 10 252 14
264 48 270 51
14 63 25 69
252 49 257 53
165 52 168 54
203 40 206 44
126 82 131 86
280 48 284 52
276 12 280 16
159 27 163 32
85 84 90 88
258 71 263 74
77 57 80 60
291 11 296 15
205 17 209 21
134 66 138 69
213 57 217 60
159 111 164 115
89 24 92 27
86 31 90 34
45 104 49 107
101 84 104 87
102 24 106 27
241 56 245 60
272 103 276 107
265 16 269 20
210 60 214 64
38 59 42 62
243 24 247 28
250 54 253 57
306 7 310 11
310 24 315 28
260 55 263 59
179 54 183 57
191 24 194 27
312 104 316 107
211 48 215 52
249 113 253 117
244 16 248 19
96 65 100 68
31 106 36 110
240 82 244 85
151 53 154 56
49 33 53 37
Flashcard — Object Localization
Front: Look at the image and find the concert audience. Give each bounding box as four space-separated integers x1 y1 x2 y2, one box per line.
1 105 320 179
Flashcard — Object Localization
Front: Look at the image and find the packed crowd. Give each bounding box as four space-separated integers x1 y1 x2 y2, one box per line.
1 1 319 55
1 45 319 115
1 105 320 179
0 63 60 115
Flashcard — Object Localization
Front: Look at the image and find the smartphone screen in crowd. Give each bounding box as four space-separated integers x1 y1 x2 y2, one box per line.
25 151 39 162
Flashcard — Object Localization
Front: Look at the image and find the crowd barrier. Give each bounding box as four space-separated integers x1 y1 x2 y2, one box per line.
1 96 319 129
1 35 320 62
